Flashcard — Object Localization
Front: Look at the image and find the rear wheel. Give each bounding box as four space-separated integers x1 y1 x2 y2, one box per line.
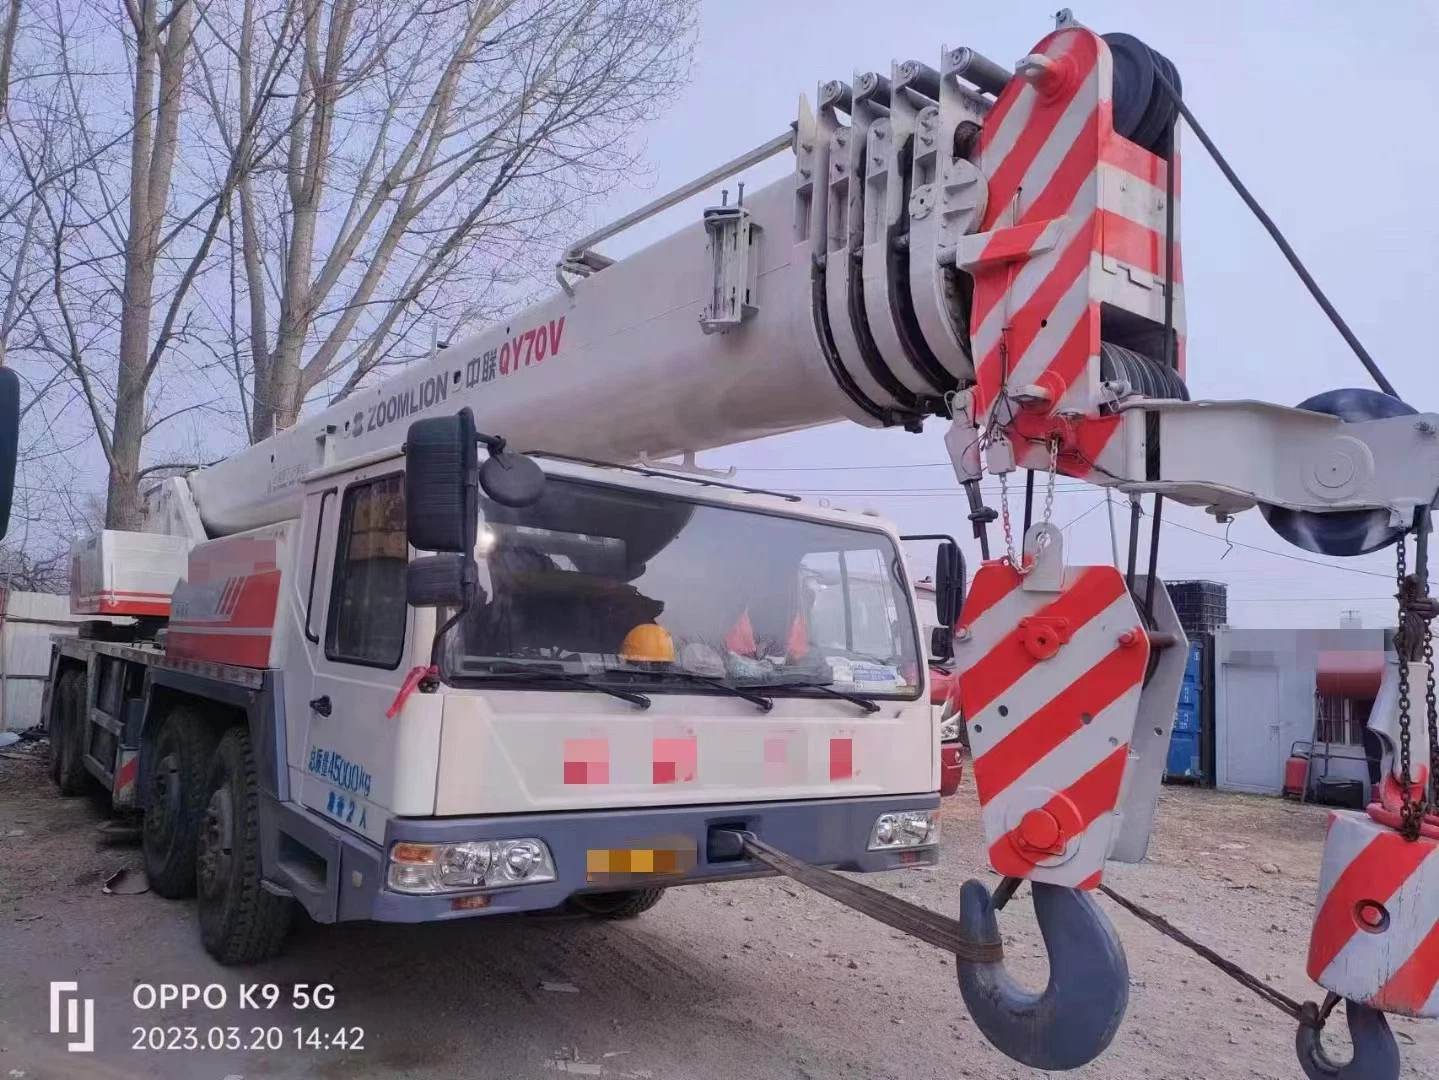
50 668 90 795
569 888 667 920
141 706 221 899
197 728 293 965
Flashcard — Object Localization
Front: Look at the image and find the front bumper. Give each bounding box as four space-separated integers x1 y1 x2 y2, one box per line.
318 793 939 924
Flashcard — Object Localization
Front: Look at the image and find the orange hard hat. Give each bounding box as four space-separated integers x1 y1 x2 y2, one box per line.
619 622 675 664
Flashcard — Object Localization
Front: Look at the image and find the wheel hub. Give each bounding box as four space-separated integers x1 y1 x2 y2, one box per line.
147 750 181 845
198 785 234 901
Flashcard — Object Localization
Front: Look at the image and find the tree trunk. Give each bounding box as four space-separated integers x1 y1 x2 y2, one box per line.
106 0 194 528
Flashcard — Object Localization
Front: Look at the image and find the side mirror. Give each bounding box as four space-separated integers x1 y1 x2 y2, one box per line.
934 539 965 628
405 408 478 553
479 450 545 509
0 367 18 542
407 554 475 608
930 624 954 663
404 407 546 555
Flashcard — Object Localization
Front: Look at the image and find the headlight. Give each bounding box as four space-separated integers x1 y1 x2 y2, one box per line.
938 714 961 742
868 810 939 850
387 838 557 894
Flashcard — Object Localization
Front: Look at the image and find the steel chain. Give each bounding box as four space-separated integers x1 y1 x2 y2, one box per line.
1040 437 1058 530
998 469 1018 570
997 437 1059 575
1395 538 1420 839
1427 626 1438 810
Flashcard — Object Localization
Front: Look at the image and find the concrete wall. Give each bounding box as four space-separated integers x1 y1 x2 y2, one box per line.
1214 627 1387 795
0 591 90 732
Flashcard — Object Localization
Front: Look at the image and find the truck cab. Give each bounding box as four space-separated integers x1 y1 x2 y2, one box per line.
48 423 954 961
279 448 942 921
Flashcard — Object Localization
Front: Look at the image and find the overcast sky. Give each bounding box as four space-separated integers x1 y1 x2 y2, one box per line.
33 1 1435 629
581 0 1439 630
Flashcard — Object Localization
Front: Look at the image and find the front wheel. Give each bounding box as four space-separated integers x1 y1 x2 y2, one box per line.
568 888 667 920
197 728 293 965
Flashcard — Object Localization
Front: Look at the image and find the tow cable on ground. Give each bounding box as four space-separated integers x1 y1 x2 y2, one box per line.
715 830 1002 962
718 833 1341 1039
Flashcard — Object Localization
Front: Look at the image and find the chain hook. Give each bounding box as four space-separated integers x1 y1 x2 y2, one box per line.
1295 997 1400 1080
999 436 1060 575
955 878 1129 1070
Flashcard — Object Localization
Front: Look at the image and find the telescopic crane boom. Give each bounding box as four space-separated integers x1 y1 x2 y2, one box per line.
124 10 1439 1079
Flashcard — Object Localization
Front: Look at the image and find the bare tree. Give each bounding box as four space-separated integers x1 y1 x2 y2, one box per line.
13 0 299 529
0 0 22 118
0 0 696 540
218 0 697 440
0 546 69 592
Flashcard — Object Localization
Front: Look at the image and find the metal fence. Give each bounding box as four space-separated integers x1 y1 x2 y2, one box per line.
0 590 89 732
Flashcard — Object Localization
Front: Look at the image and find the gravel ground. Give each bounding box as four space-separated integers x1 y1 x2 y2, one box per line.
1 737 1437 1080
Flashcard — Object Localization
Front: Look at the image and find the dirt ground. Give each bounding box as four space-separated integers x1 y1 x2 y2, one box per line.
1 737 1436 1080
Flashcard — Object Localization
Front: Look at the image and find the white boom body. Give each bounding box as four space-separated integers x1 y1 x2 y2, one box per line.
184 166 868 538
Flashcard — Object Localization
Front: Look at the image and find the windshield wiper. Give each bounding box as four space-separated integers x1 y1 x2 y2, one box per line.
771 681 880 714
474 661 650 709
606 669 773 712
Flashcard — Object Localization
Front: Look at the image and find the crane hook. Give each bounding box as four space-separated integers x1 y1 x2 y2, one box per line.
954 878 1129 1071
1295 998 1400 1080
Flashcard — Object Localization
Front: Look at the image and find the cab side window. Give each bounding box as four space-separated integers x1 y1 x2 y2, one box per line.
325 474 407 667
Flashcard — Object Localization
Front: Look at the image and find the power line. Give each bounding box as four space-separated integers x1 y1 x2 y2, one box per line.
1059 498 1109 532
1227 596 1390 603
736 461 959 473
809 487 1400 580
1143 512 1393 579
787 487 1092 497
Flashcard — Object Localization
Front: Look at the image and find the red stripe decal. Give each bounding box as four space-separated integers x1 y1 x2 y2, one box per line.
1099 135 1180 197
1018 106 1098 227
972 641 1148 803
166 631 273 668
977 220 1053 265
981 38 1099 230
958 565 1127 718
1307 832 1433 980
1372 913 1439 1014
976 79 1026 156
973 218 1095 406
958 562 1023 629
1010 411 1123 482
1033 302 1101 407
988 744 1129 876
94 598 170 617
1100 209 1183 282
116 757 139 790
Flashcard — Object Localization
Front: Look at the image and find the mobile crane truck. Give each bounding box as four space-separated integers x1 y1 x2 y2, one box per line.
23 9 1439 1077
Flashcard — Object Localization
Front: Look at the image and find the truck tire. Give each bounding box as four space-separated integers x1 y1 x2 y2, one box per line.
198 727 293 965
569 888 667 920
50 669 90 796
141 705 221 899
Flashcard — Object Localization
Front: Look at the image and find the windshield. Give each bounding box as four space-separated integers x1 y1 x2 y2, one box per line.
442 476 922 699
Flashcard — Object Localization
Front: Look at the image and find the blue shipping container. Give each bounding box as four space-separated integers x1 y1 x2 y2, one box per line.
1173 701 1200 734
1166 729 1203 780
1165 642 1208 781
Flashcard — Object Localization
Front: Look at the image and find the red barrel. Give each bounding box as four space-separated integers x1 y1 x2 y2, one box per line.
1283 742 1311 800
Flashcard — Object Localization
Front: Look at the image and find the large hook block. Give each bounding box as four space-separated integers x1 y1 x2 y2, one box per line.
1307 810 1439 1017
955 878 1128 1070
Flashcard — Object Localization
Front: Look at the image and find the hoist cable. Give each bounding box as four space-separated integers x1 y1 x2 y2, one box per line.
1099 883 1337 1030
1153 71 1396 399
